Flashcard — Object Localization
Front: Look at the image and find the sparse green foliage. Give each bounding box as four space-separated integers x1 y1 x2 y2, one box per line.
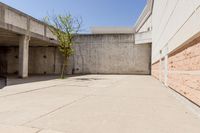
44 14 81 79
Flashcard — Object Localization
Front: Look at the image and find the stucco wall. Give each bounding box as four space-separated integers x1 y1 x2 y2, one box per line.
151 0 200 106
152 0 200 63
138 15 152 33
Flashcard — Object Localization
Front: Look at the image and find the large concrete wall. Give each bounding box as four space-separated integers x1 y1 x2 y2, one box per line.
0 34 151 75
73 34 151 74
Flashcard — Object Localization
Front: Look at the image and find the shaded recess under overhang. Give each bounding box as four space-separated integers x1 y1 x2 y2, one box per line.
0 28 58 47
135 31 152 45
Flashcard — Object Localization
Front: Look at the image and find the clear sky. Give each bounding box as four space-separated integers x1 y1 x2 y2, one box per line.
0 0 147 33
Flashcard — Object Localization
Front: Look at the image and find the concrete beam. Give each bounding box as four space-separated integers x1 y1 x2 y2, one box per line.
134 0 154 32
0 2 58 46
19 35 30 78
135 31 152 45
0 4 5 23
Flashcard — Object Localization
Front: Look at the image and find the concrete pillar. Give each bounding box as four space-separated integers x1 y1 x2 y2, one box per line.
19 35 30 78
159 50 162 81
164 55 168 86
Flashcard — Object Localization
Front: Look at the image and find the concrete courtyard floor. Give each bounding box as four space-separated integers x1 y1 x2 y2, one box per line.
0 75 200 133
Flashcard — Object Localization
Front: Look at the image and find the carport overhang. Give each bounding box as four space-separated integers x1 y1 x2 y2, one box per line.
0 2 58 78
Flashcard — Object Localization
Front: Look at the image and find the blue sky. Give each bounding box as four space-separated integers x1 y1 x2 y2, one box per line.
0 0 147 32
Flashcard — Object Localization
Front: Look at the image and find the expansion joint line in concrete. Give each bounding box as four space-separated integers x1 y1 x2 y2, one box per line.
35 129 43 133
21 95 91 126
0 84 66 98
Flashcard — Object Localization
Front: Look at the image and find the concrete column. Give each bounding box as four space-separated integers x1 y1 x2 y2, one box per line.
19 35 30 78
159 50 162 81
164 55 168 86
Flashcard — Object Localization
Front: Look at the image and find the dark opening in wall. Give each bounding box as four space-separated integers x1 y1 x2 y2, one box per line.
43 55 47 59
0 47 7 89
0 76 6 89
0 47 7 75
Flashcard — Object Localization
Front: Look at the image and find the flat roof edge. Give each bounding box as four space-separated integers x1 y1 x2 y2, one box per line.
134 0 154 33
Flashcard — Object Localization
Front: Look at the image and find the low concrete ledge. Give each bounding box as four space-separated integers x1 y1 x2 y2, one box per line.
73 33 135 43
135 31 152 45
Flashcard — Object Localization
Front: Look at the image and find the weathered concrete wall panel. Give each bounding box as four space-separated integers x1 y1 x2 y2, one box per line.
7 47 18 74
30 20 45 36
29 47 55 74
73 34 151 74
1 47 57 75
5 9 27 30
46 28 57 40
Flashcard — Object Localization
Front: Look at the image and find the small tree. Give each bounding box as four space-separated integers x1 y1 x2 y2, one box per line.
44 14 81 79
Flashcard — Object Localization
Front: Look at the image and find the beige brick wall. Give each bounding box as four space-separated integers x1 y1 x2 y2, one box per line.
168 73 200 105
168 42 200 71
152 40 200 106
168 40 200 106
152 61 159 79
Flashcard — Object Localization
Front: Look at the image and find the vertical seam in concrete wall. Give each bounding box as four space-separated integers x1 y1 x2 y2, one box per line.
44 25 47 37
164 54 168 86
26 16 30 37
149 44 152 75
0 4 5 22
77 43 84 73
5 48 8 74
53 47 56 74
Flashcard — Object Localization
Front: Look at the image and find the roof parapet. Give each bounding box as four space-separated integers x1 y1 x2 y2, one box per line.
134 0 154 33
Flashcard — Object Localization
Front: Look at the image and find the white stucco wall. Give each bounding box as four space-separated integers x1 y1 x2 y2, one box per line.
152 0 200 63
138 15 152 33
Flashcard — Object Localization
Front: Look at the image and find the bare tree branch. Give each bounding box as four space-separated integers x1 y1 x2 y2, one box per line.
43 13 82 78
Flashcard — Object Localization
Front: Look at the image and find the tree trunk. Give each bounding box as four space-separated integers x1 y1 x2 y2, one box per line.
61 57 67 79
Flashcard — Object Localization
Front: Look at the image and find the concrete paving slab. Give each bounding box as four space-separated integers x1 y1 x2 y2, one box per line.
0 124 39 133
0 75 199 133
38 129 65 133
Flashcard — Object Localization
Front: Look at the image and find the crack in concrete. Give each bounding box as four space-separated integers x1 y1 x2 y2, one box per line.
35 129 43 133
21 95 91 126
0 84 64 98
0 83 89 98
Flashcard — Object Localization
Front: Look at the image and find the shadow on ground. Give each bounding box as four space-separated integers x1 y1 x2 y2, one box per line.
3 74 89 87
